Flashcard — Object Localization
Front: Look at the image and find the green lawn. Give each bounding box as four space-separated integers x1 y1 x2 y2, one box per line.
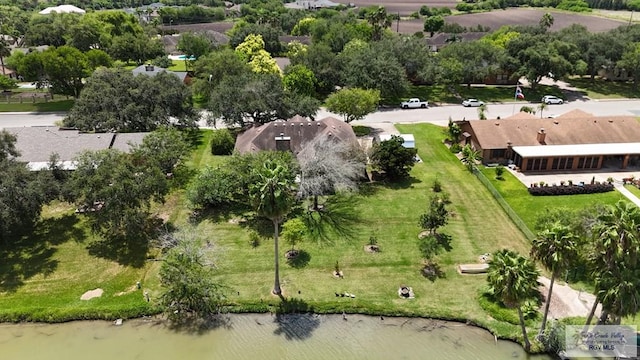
625 184 640 198
165 123 537 344
479 167 625 231
384 84 563 106
0 124 600 349
0 202 156 322
565 76 640 99
0 100 74 113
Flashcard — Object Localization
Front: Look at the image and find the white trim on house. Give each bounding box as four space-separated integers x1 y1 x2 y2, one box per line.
512 143 640 158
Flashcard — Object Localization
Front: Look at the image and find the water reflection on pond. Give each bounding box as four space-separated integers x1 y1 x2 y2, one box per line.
0 314 553 360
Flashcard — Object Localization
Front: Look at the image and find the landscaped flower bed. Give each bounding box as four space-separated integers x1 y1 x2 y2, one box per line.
528 182 614 196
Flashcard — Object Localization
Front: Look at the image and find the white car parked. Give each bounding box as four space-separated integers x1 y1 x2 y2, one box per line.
462 99 485 107
541 95 564 104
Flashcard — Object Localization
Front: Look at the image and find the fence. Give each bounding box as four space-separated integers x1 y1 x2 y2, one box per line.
472 167 536 242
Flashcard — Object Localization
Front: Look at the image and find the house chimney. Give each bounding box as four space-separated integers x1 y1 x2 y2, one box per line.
275 132 291 152
145 64 154 72
536 128 546 144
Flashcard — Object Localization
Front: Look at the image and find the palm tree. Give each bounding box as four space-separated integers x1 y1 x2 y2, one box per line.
477 103 488 120
460 144 482 172
365 6 392 41
586 200 640 325
488 249 540 351
250 160 296 296
537 102 548 118
531 222 578 338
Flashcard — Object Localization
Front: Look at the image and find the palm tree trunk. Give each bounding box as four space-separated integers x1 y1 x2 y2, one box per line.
518 306 531 351
313 195 318 211
272 219 282 296
539 272 555 337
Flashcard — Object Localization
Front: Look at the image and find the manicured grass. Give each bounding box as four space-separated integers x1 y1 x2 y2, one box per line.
565 76 640 99
0 202 156 322
167 60 188 72
479 167 625 231
167 124 539 345
0 99 74 112
384 84 563 106
625 184 640 198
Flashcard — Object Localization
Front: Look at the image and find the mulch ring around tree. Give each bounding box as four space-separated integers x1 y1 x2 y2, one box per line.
364 244 380 253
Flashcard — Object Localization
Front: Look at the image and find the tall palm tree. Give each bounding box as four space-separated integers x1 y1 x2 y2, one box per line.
531 222 578 338
488 249 540 351
586 200 640 325
250 160 295 296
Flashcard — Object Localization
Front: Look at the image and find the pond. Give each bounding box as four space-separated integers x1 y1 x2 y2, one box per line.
0 314 553 360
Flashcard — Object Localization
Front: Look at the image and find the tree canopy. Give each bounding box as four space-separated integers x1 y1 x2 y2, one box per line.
64 68 196 132
370 135 418 181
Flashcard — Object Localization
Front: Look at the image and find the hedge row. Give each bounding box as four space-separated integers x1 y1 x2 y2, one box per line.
528 182 614 196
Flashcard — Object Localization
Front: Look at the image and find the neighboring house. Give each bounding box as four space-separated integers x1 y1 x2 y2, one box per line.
0 66 18 80
124 2 164 22
39 5 86 14
458 109 640 172
131 64 190 84
234 116 357 155
285 0 341 9
6 127 149 170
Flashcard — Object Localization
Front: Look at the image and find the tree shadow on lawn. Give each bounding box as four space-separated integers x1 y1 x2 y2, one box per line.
379 176 422 190
0 214 85 292
86 216 163 268
274 298 320 341
286 249 311 268
188 203 252 226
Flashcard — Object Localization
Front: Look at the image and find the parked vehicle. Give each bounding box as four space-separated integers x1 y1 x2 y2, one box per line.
541 95 564 104
462 99 485 107
400 98 428 109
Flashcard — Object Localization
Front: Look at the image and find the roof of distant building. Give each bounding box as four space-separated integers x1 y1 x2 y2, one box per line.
131 64 188 83
39 5 86 14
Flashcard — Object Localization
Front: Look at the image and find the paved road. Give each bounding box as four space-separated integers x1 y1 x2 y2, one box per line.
319 99 640 127
3 98 640 129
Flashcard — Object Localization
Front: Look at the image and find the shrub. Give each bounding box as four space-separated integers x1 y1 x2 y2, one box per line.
186 167 240 208
449 143 461 153
495 165 505 180
455 3 476 12
528 182 614 196
210 128 235 155
352 125 372 136
477 291 520 325
432 179 442 192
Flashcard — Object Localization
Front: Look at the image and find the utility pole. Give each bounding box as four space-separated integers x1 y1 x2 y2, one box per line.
396 12 400 33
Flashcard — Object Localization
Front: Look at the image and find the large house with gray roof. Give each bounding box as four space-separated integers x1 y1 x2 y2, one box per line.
458 110 640 172
7 127 148 170
234 116 357 155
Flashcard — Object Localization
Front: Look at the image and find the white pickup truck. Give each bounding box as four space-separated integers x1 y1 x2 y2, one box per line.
400 98 428 109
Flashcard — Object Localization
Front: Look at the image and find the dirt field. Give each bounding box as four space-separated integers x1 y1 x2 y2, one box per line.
398 8 628 34
164 8 627 36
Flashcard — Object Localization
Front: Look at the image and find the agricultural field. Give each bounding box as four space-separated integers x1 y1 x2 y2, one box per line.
399 8 628 34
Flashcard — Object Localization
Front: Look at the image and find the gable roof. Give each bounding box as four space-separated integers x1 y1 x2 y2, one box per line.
234 117 357 155
467 115 640 149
